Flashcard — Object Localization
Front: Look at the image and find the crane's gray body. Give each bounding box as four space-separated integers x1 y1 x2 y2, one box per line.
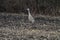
27 8 35 23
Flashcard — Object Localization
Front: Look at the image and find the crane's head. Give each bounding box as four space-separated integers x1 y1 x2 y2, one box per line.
26 8 30 15
26 8 30 11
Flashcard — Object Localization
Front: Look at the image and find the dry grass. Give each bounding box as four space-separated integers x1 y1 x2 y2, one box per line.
0 28 60 36
0 13 60 40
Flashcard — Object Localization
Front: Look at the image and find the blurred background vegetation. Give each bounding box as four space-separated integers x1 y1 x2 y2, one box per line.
0 0 60 16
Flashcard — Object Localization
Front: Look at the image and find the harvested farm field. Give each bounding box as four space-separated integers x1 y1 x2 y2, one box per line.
0 13 60 40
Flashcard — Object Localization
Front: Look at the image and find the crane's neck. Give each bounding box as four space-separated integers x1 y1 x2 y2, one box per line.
28 10 31 15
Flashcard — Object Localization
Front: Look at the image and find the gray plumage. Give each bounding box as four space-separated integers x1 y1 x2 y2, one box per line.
27 8 35 23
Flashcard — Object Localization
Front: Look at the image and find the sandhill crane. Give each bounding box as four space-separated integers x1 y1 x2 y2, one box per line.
27 8 35 23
